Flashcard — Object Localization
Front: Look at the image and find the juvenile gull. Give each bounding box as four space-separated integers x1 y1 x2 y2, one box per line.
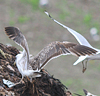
45 11 100 72
5 27 42 80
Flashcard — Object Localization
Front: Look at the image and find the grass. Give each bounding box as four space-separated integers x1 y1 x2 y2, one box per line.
9 9 30 24
59 10 70 21
83 13 92 26
62 78 86 95
9 21 15 26
19 0 39 10
18 16 30 23
63 78 73 86
56 1 70 21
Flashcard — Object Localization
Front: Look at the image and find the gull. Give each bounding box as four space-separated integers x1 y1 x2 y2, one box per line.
5 27 42 80
45 11 100 72
5 27 97 77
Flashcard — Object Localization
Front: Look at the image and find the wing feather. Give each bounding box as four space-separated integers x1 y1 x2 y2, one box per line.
31 41 97 69
5 27 30 69
45 11 93 48
5 27 28 50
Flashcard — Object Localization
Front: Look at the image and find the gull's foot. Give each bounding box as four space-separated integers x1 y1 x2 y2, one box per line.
82 67 87 73
82 60 87 73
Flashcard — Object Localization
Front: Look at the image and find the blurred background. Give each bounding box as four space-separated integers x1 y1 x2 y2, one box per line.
0 0 100 95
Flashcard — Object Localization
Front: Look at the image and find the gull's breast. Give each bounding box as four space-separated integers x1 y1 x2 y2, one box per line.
15 53 26 75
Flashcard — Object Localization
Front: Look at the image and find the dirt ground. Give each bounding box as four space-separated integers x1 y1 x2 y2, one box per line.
0 0 100 95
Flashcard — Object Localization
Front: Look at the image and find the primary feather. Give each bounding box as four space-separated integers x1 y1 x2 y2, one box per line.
5 27 41 78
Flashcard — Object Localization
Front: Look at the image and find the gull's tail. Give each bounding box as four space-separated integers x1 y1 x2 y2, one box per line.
73 56 87 65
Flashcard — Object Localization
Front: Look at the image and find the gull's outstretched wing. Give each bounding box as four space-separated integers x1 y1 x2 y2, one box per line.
45 11 100 65
45 11 93 48
5 27 29 53
83 89 97 96
5 27 30 69
33 41 97 69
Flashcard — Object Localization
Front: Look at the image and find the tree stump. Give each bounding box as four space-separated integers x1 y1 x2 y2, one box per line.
0 43 69 96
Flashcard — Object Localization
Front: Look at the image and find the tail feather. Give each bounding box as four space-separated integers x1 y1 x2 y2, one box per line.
73 56 87 65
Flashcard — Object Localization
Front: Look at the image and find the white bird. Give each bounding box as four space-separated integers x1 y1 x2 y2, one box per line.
5 27 97 78
83 89 97 96
45 11 100 72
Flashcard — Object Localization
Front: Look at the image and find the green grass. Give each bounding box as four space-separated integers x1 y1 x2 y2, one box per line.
63 79 73 86
83 14 92 25
18 16 30 23
59 10 70 21
62 78 85 95
19 0 39 10
9 20 15 26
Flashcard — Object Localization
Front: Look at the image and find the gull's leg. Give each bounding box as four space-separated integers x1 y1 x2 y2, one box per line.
26 76 32 82
16 77 24 84
14 76 24 86
19 76 24 83
82 60 88 73
82 60 85 73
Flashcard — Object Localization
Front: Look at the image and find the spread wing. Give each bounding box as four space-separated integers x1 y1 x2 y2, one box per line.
33 41 97 69
45 11 93 48
5 27 30 69
45 11 100 65
5 27 29 53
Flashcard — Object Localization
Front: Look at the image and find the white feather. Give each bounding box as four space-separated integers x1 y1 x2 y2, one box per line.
73 56 87 65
